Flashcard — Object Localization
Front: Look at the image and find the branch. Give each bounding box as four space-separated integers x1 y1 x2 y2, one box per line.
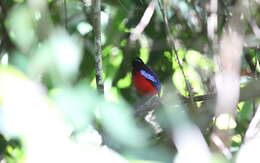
130 0 156 42
136 79 260 118
92 0 104 93
157 0 196 109
191 80 260 102
210 0 247 157
134 96 161 118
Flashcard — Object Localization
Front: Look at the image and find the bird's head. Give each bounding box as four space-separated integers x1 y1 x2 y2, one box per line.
132 57 144 69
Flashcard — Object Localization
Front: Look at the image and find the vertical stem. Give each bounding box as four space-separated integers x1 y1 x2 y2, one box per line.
157 0 195 108
92 0 104 93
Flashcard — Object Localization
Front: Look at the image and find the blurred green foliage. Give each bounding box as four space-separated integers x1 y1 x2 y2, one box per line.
0 0 260 163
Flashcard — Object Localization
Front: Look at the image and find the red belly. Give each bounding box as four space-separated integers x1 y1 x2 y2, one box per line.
132 72 158 96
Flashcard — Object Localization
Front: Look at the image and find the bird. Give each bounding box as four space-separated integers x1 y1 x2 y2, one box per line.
132 57 161 96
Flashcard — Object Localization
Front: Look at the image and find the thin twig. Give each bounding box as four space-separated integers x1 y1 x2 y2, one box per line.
191 94 215 102
157 0 195 108
92 0 104 93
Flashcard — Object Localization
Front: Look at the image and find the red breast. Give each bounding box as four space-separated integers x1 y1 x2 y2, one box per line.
132 71 159 96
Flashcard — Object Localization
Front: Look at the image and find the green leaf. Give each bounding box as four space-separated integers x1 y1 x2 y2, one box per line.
172 65 204 96
237 101 253 122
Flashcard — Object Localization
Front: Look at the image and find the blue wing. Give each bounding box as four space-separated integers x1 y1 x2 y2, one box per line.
140 69 161 91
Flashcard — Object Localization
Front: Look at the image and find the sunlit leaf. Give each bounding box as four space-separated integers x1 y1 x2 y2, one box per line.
232 134 242 144
172 68 187 96
117 73 131 88
139 36 149 63
172 65 204 96
215 113 237 130
110 47 123 67
185 50 215 71
163 51 171 62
